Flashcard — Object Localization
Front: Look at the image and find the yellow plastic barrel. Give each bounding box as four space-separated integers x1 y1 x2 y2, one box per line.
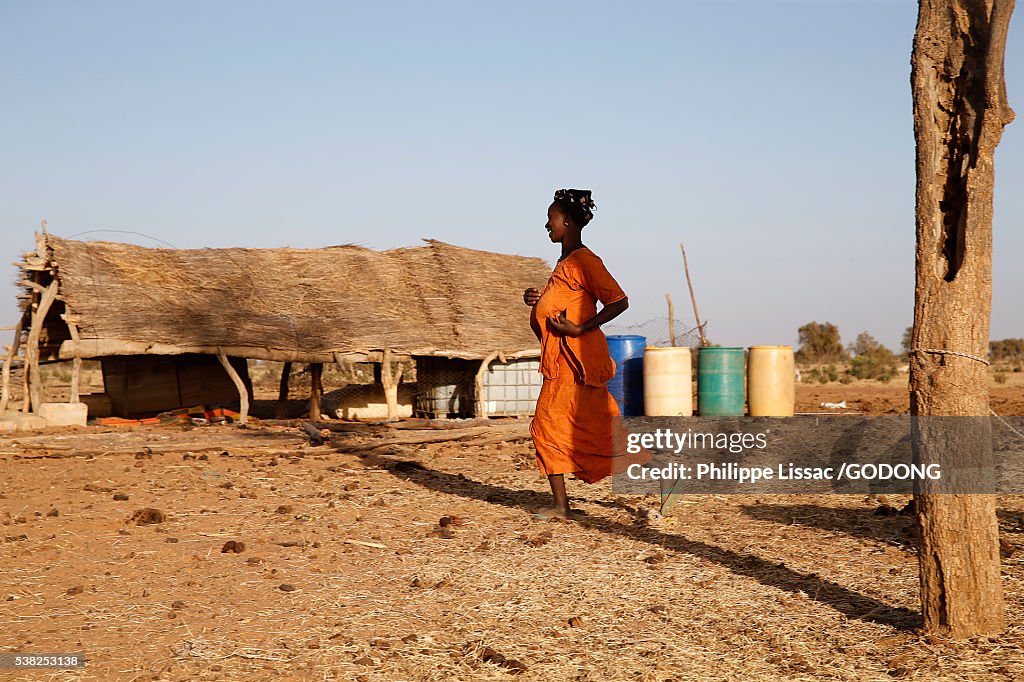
643 347 693 416
747 345 795 417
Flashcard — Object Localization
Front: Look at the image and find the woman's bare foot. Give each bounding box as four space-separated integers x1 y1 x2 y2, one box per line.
532 506 573 521
535 473 573 519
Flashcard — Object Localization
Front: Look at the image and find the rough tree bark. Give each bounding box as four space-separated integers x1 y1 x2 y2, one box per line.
910 0 1015 637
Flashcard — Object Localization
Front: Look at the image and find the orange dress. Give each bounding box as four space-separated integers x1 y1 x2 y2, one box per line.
529 248 641 483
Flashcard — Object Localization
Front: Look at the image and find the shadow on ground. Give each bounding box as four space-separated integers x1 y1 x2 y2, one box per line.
357 451 921 631
738 503 917 550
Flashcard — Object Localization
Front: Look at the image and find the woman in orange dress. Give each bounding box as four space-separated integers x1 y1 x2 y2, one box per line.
523 189 639 518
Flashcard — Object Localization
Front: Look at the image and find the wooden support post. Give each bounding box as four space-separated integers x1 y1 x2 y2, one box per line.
0 320 23 412
23 313 37 412
70 357 82 403
379 349 399 421
473 350 502 419
276 361 292 419
26 280 59 413
64 316 82 403
242 360 254 402
309 362 323 421
216 349 249 425
680 242 708 347
665 293 677 347
332 352 351 383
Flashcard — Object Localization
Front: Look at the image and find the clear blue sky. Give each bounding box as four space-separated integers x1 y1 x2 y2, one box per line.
1 1 1021 351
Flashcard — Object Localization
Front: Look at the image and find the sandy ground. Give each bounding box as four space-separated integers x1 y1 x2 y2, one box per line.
2 413 1024 681
794 376 1024 416
2 376 1024 680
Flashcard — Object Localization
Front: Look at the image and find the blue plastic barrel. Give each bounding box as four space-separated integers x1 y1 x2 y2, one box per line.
607 335 646 416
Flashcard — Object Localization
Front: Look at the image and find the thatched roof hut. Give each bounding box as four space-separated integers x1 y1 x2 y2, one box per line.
3 233 551 419
25 234 548 362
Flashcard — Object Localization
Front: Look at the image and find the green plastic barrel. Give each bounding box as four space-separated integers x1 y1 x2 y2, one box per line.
697 347 746 416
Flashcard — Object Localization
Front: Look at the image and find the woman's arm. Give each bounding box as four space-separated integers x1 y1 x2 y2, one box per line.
548 297 628 337
582 296 628 332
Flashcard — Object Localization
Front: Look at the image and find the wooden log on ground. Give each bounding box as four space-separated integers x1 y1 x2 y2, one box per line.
458 431 534 447
338 423 530 452
385 417 501 430
301 421 326 445
258 418 388 434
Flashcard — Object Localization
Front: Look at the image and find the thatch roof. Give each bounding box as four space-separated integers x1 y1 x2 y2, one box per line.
18 234 551 363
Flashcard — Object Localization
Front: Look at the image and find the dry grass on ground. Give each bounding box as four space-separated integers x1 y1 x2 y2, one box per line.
3 421 1024 681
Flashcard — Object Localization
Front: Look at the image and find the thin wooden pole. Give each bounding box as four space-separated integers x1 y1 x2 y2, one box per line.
379 349 400 421
0 320 23 412
680 242 708 346
473 350 502 419
70 357 82 403
243 361 254 402
216 349 249 425
309 362 323 421
64 317 82 403
25 280 59 413
276 361 292 419
665 293 677 347
22 362 29 411
22 288 39 412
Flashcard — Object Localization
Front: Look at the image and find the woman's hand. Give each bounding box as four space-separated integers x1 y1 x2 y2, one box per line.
547 310 584 337
523 287 541 306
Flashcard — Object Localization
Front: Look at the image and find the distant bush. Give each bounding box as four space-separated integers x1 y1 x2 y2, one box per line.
995 369 1009 385
846 332 898 381
901 326 913 358
805 365 840 384
848 354 898 381
990 338 1024 363
796 322 848 364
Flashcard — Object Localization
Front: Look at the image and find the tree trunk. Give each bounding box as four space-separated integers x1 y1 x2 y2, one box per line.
910 0 1015 638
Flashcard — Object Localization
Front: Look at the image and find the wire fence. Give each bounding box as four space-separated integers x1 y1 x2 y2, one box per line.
603 317 704 348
